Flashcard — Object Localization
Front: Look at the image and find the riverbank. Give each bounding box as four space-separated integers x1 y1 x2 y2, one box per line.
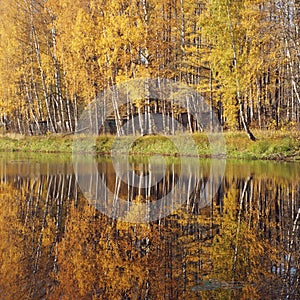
0 130 299 161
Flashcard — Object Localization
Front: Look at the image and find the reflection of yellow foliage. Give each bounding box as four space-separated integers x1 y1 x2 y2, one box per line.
0 180 61 299
0 160 298 299
52 205 153 299
0 184 24 298
0 183 55 299
199 189 281 299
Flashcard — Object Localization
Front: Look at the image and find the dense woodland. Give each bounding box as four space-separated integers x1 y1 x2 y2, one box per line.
0 0 300 137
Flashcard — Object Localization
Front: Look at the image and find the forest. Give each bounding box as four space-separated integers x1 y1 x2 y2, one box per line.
0 0 300 138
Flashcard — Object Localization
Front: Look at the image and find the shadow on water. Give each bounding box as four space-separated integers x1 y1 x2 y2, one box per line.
0 153 299 299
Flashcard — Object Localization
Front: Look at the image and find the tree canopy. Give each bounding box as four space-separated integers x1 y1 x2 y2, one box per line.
0 0 299 137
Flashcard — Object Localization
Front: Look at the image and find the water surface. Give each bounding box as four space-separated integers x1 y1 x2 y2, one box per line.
0 153 299 299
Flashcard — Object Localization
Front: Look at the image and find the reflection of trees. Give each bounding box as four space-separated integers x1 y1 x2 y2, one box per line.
0 169 77 299
178 164 300 299
0 159 299 299
0 183 31 299
91 157 219 222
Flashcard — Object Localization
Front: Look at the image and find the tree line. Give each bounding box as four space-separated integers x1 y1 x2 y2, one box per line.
0 0 299 138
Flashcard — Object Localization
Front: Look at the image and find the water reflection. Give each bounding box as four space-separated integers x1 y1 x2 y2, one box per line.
73 155 225 222
0 154 299 299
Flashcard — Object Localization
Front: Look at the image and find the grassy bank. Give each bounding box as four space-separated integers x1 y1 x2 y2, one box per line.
0 130 299 161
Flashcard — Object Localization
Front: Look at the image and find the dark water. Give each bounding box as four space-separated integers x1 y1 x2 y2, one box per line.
0 153 299 299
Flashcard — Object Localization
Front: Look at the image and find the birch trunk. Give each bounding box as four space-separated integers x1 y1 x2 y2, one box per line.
226 4 256 141
50 22 65 132
32 25 56 132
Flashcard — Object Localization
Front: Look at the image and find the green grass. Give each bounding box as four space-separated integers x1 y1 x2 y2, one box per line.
0 130 299 161
224 130 300 161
